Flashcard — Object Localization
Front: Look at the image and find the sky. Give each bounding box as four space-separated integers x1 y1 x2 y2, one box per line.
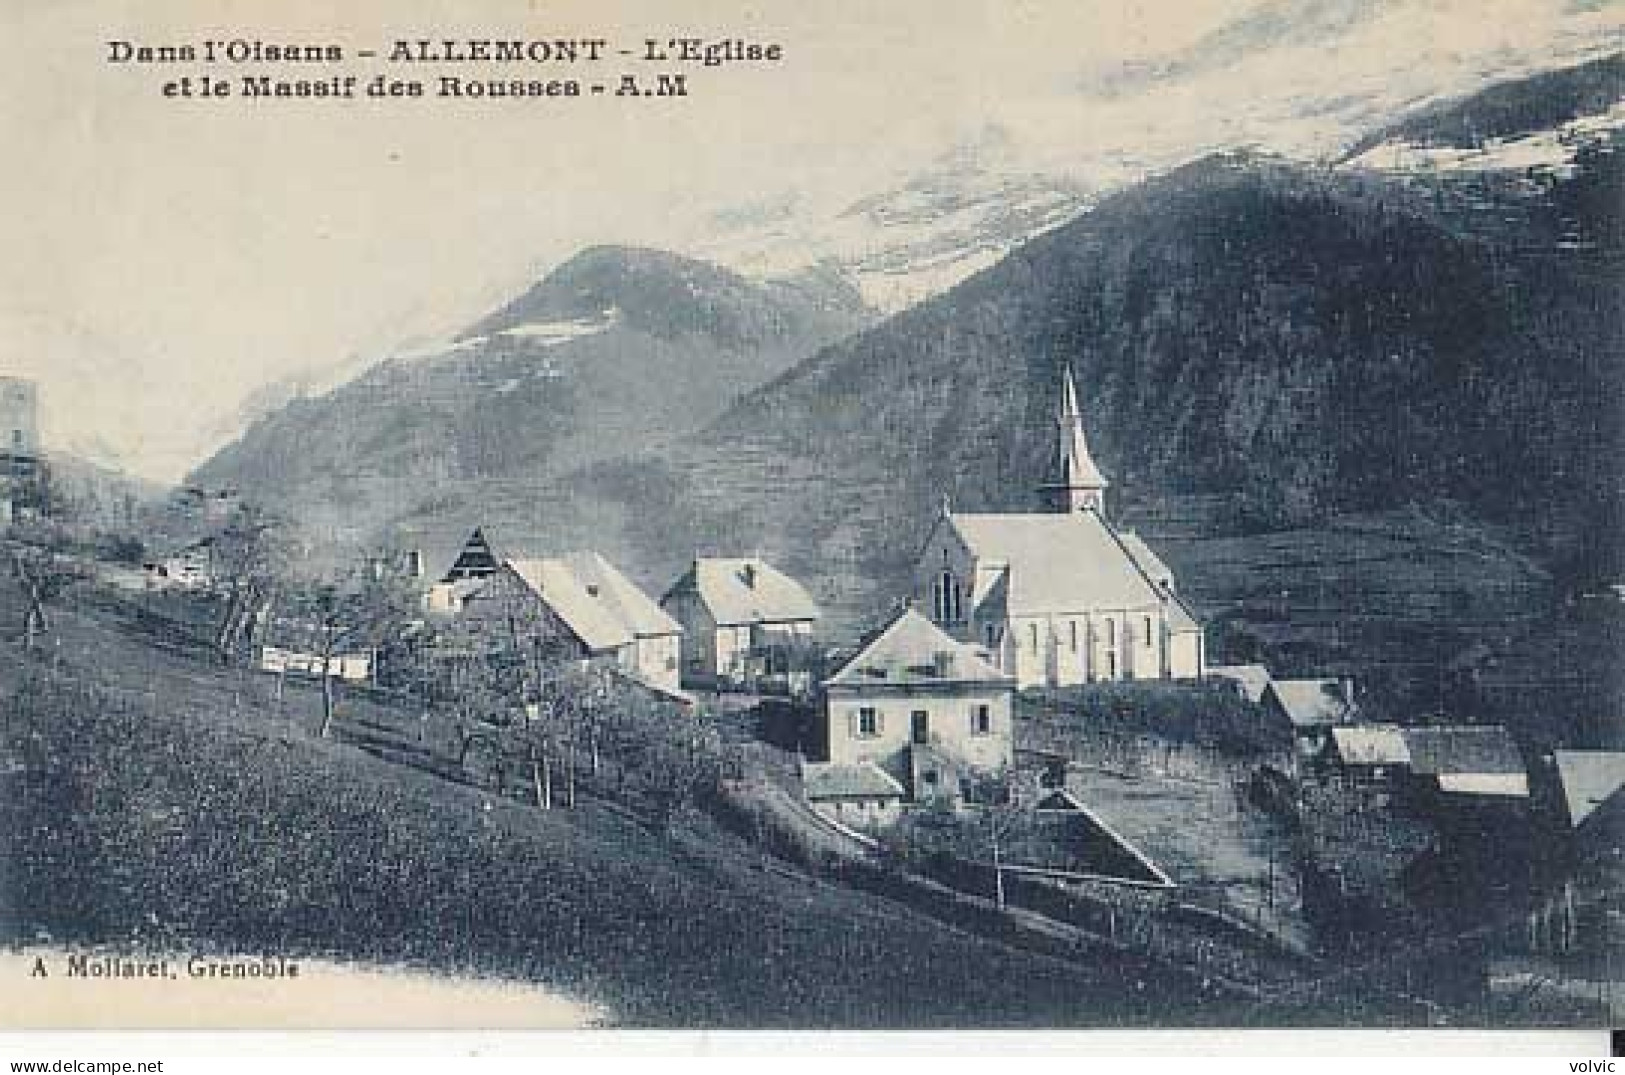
2 0 1619 482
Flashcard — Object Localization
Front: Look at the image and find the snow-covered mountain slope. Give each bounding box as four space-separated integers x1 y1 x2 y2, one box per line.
692 128 1095 315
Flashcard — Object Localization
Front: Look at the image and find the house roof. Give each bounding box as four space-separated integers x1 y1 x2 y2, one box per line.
1401 725 1524 777
1331 724 1412 767
803 762 905 801
945 511 1162 617
1267 679 1356 728
1436 772 1530 798
1553 751 1625 828
1207 664 1273 704
825 607 1011 689
665 557 820 626
507 552 680 652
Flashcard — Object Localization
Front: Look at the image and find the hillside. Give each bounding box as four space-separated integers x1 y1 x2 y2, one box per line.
1345 52 1624 158
443 144 1619 607
191 246 870 543
0 569 1230 1028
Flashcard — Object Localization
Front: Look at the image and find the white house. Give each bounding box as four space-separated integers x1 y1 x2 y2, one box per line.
660 556 820 693
458 551 683 695
818 607 1015 809
912 367 1203 689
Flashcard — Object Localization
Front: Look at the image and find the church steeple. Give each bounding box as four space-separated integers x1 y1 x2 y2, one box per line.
1039 365 1108 514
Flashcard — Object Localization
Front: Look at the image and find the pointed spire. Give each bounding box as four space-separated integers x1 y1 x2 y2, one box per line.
1040 364 1108 514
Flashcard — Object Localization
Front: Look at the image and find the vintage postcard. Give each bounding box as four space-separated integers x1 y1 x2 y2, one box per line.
1 0 1621 1043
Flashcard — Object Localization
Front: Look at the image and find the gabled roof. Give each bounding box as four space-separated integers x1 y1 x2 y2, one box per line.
1266 679 1356 729
825 608 1011 689
665 557 819 626
803 762 906 801
443 527 501 582
1331 724 1412 767
945 511 1162 617
1553 750 1625 828
1207 664 1273 704
507 552 680 653
1402 725 1524 777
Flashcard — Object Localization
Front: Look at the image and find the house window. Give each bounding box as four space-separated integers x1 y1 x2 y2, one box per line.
1029 623 1039 651
1069 620 1078 652
934 570 962 623
856 707 880 738
1143 615 1154 647
970 704 992 736
1106 618 1117 646
984 622 997 649
1107 651 1118 679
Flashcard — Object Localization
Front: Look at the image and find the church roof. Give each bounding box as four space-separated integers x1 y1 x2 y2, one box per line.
826 608 1011 689
507 552 680 652
664 557 820 627
1117 532 1173 589
946 511 1163 617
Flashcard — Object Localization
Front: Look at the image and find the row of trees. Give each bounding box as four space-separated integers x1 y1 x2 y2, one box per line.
7 497 722 834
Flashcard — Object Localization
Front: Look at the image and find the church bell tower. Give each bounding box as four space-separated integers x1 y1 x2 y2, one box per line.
1038 365 1108 515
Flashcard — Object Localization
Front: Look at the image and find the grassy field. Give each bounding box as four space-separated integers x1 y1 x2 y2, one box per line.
0 570 1241 1028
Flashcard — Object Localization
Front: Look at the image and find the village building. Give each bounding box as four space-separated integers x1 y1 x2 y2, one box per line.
143 535 219 591
1328 723 1412 784
912 367 1203 689
812 607 1015 819
413 527 504 616
801 762 907 830
1261 677 1358 767
660 556 820 694
1207 663 1274 705
457 550 683 695
0 375 44 524
1551 750 1625 830
1399 724 1529 801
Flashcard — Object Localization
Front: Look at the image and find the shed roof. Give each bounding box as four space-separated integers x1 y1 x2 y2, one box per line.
1267 679 1356 728
666 557 819 626
1402 725 1524 777
1553 750 1625 828
1207 664 1273 704
1436 773 1530 798
803 762 906 801
1331 724 1412 767
946 511 1162 617
825 607 1010 690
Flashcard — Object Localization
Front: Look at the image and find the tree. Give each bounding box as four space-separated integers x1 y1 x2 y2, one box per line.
9 538 86 651
208 506 286 666
281 569 414 738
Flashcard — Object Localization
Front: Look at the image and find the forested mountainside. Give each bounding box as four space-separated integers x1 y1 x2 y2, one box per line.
191 245 871 543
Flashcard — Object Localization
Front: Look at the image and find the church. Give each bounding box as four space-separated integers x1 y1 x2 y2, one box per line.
912 367 1203 689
